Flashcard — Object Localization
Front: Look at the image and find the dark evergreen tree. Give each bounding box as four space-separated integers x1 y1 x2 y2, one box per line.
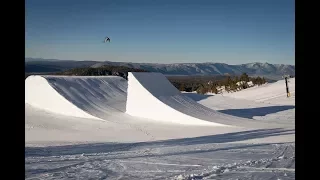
179 83 185 91
240 73 249 82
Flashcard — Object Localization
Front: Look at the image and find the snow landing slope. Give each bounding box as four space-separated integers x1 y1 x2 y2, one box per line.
126 72 269 127
25 75 127 120
26 73 278 128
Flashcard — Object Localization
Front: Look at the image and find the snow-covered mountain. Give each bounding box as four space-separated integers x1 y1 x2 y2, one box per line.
91 61 295 80
25 58 295 80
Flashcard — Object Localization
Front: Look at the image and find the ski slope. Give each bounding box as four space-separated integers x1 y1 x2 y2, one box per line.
222 78 295 105
183 77 295 126
26 73 276 127
127 72 267 127
185 94 295 127
25 73 295 180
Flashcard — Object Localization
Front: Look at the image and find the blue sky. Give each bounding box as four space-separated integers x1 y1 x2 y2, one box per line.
25 0 294 65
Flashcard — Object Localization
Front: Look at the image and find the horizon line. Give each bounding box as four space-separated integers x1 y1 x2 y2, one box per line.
25 57 295 66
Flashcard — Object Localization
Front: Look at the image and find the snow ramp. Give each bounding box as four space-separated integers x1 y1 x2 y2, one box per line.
25 75 127 120
126 72 261 127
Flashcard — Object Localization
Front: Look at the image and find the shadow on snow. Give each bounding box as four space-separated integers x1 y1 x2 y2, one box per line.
183 93 214 101
219 105 295 119
183 93 295 119
25 128 294 157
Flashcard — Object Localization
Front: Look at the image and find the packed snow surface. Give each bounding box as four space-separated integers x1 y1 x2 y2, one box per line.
25 73 295 179
222 78 295 105
126 72 223 126
126 72 273 127
25 73 277 127
25 75 128 120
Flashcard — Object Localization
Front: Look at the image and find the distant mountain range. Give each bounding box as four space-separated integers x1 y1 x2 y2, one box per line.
25 58 295 80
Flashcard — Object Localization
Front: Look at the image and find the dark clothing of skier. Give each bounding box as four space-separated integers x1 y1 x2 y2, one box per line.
105 37 110 43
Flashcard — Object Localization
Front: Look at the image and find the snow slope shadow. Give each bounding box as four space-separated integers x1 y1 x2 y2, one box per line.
153 128 294 147
182 93 214 101
25 128 294 157
218 105 295 119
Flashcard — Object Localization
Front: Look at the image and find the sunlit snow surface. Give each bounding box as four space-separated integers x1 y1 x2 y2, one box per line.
25 74 295 179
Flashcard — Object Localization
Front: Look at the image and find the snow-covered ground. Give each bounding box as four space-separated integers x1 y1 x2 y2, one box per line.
221 78 295 106
25 74 295 179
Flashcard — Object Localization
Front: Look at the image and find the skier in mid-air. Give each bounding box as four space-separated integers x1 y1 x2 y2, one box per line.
104 37 111 43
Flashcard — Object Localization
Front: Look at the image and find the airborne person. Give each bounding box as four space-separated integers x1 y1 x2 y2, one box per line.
104 37 111 43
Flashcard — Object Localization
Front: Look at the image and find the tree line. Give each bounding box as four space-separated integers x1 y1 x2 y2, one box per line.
54 65 149 79
170 73 267 94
